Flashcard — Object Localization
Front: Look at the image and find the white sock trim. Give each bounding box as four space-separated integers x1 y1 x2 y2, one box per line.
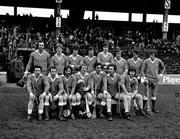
151 97 156 100
44 102 49 106
143 96 148 100
38 110 43 114
28 109 32 114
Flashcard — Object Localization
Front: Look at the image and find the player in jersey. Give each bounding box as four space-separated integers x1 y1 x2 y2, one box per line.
123 68 147 117
141 51 165 114
25 40 51 76
47 67 68 121
83 46 97 73
104 64 132 121
127 50 143 82
74 64 93 118
114 50 128 77
68 44 83 73
90 63 106 118
61 66 77 119
50 43 68 76
97 42 114 72
26 66 50 122
127 50 143 111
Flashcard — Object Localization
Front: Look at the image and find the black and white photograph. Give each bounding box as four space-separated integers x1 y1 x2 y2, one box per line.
0 0 180 138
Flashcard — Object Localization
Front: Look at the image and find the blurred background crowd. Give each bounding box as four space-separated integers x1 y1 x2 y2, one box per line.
0 14 180 83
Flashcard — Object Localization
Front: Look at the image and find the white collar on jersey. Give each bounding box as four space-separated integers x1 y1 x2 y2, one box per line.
62 74 73 81
86 55 95 61
128 75 136 81
93 71 103 78
77 71 89 79
107 73 117 80
69 54 79 61
32 73 43 81
55 53 64 61
35 50 46 56
149 58 157 63
101 51 110 57
47 73 59 82
132 58 140 64
115 57 123 63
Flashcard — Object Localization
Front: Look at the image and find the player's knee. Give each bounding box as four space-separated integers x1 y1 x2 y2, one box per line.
63 94 68 101
87 93 93 101
106 93 111 99
39 94 45 100
58 95 63 102
76 93 82 102
53 95 58 101
29 94 35 101
98 93 103 100
114 93 120 100
135 94 142 99
71 95 76 103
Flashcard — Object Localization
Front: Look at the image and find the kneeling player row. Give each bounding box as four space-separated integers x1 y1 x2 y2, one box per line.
26 64 158 122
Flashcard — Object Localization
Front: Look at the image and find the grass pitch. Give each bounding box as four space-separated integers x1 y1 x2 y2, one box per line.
0 85 180 139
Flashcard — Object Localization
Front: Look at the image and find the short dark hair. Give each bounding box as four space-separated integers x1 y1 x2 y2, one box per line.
72 44 79 51
108 64 116 71
38 40 44 45
149 50 156 55
50 67 56 71
34 66 42 71
88 46 94 51
94 62 102 69
128 67 136 75
132 50 139 55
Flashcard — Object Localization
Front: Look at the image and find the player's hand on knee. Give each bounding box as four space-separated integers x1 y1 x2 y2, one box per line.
40 92 46 99
53 94 59 100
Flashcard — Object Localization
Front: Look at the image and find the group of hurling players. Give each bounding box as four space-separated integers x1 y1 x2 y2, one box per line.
24 40 165 122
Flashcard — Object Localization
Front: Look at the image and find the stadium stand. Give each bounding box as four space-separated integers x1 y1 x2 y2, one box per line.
1 14 180 82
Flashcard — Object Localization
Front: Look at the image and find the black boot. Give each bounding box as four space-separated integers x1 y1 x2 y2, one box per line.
124 112 133 121
152 100 158 113
27 114 32 122
143 99 147 111
71 106 76 120
58 106 66 121
44 106 49 121
38 114 43 121
139 109 148 117
99 105 105 118
107 112 113 121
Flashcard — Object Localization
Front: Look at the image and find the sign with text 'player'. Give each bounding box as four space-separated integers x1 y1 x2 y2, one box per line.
159 74 180 85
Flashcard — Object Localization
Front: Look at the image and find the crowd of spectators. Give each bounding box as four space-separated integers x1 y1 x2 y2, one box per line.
1 14 180 78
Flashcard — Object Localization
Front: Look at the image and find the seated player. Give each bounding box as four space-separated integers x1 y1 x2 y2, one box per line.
104 64 132 121
26 66 50 122
124 68 147 117
90 63 106 118
47 67 67 121
61 66 77 119
74 64 93 118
